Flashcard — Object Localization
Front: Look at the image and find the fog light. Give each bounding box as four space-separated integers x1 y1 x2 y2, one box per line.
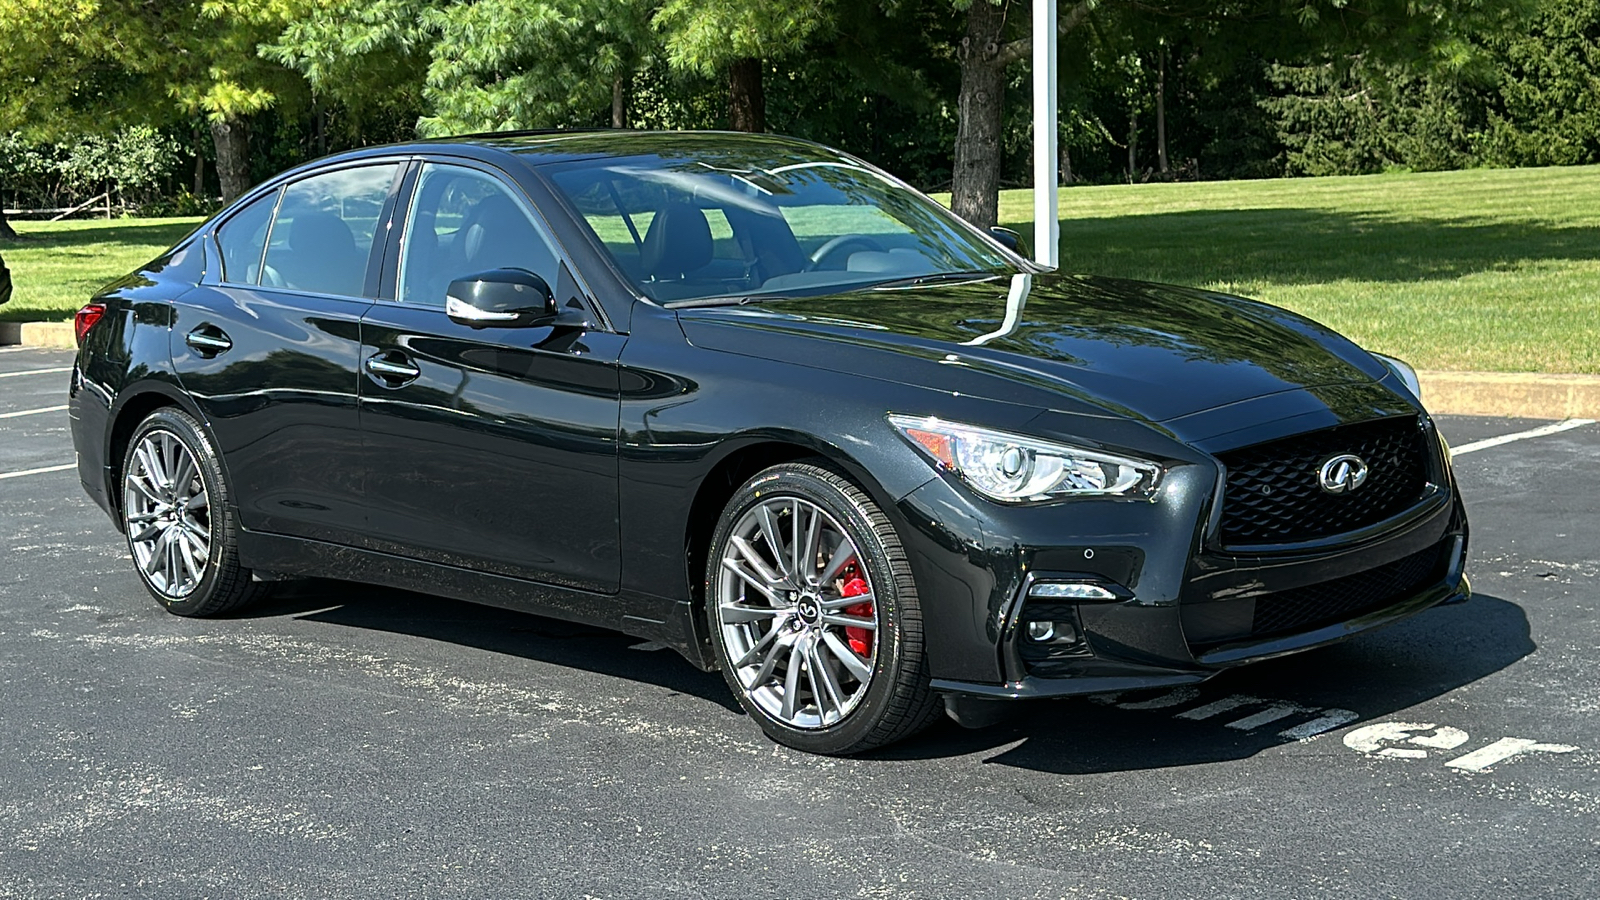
1029 582 1115 601
1026 620 1055 642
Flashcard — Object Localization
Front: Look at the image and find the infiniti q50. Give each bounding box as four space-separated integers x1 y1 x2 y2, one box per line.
68 131 1468 754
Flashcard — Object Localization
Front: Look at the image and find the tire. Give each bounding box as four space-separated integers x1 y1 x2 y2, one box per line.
120 407 270 617
706 461 939 754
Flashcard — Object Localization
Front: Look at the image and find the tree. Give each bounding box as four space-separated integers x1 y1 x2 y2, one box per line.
1476 0 1600 166
422 0 660 134
0 1 311 204
269 0 658 135
656 0 837 132
0 0 144 236
947 0 1529 228
950 0 1094 227
761 1 962 184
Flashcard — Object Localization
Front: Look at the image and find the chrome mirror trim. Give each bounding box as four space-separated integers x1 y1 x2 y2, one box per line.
446 294 522 323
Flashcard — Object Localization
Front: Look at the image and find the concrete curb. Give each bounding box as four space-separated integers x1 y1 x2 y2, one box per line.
1419 371 1600 419
3 321 1595 419
0 321 74 350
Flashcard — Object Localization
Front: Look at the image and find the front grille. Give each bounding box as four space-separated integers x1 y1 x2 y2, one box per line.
1251 543 1443 639
1217 416 1429 545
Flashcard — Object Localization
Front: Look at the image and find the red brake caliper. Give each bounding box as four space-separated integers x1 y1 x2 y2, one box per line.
838 562 874 658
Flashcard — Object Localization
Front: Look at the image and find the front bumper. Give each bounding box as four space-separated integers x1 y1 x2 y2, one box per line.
896 417 1469 703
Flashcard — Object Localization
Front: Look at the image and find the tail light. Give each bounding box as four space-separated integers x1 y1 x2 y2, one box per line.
75 303 107 346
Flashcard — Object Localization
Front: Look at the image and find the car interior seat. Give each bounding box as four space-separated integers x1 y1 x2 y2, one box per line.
639 202 714 300
278 210 361 296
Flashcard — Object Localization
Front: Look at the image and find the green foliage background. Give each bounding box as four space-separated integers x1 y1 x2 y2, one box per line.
5 0 1598 210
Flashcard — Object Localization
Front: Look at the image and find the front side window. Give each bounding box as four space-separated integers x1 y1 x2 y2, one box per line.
398 164 560 307
261 164 399 297
215 189 279 284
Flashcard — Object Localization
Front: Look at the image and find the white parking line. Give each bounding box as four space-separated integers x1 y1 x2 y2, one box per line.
0 366 73 379
0 405 68 420
0 463 76 481
1452 418 1596 456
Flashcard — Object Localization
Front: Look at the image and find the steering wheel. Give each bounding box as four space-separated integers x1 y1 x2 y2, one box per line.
805 234 885 272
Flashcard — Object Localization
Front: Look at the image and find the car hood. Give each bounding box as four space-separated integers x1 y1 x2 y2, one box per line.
675 272 1389 424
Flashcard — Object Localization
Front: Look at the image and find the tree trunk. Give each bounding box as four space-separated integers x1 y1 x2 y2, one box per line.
1060 144 1073 185
0 208 17 241
1127 109 1138 182
728 58 765 133
1156 44 1169 175
209 117 251 205
192 124 207 197
951 0 1007 228
612 71 631 129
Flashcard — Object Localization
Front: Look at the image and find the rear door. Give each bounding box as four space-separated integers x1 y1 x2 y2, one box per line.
356 159 625 593
171 161 403 543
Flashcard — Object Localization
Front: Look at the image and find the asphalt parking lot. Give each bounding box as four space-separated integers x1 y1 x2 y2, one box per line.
1 345 1595 899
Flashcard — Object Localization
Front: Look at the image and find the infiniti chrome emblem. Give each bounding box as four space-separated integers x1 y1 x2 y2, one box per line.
1319 454 1370 494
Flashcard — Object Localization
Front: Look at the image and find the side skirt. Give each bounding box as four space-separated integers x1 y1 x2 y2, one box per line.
236 529 710 668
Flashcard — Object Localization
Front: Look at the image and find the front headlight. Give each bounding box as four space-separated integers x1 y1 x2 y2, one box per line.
1372 352 1424 405
888 415 1163 503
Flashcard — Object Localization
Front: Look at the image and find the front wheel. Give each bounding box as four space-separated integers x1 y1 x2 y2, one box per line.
121 407 269 617
706 462 938 754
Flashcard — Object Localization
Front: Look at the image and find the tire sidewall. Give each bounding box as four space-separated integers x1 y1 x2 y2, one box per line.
122 408 229 615
706 464 917 755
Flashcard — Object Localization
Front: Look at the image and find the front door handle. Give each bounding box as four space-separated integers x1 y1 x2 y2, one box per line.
365 351 421 385
185 326 232 356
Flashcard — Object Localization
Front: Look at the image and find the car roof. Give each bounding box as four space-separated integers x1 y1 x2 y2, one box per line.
312 129 859 172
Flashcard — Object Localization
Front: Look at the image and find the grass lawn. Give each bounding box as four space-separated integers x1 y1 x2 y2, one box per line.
0 218 204 323
991 164 1600 374
5 164 1598 373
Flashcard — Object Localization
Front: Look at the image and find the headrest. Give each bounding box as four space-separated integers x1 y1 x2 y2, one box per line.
289 210 355 254
640 202 713 279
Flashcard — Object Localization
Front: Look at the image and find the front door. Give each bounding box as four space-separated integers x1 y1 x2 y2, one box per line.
356 161 624 593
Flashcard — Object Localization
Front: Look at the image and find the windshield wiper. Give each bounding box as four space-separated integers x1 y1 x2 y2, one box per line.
864 270 1002 290
664 271 1000 308
663 295 769 309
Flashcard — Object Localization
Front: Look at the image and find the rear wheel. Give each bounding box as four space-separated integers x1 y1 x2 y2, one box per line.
706 462 938 754
121 407 269 617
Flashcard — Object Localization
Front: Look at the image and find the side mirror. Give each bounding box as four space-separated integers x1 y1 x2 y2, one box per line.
445 268 586 329
989 226 1031 259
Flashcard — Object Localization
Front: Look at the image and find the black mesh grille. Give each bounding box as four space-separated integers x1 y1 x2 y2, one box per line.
1217 416 1429 545
1251 543 1443 639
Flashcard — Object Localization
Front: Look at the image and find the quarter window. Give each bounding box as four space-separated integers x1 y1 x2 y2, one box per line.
215 190 278 284
261 164 399 297
398 164 560 306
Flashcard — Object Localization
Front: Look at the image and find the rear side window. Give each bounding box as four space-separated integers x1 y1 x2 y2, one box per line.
261 164 399 297
215 190 278 284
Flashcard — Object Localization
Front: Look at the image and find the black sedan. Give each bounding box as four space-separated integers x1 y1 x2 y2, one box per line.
68 131 1469 754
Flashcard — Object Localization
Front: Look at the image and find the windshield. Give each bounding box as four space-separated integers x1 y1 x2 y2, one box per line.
542 153 1013 305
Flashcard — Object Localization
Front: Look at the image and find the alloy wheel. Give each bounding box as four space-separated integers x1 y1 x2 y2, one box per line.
714 496 878 729
123 430 212 599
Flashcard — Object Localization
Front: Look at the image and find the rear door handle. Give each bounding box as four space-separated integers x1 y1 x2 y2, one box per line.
365 351 421 385
184 326 232 356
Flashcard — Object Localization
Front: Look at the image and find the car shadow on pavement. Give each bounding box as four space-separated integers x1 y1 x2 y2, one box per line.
233 578 741 714
870 593 1534 773
231 583 1530 768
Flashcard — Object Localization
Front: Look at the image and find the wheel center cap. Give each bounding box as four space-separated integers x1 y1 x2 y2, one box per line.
795 596 821 625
